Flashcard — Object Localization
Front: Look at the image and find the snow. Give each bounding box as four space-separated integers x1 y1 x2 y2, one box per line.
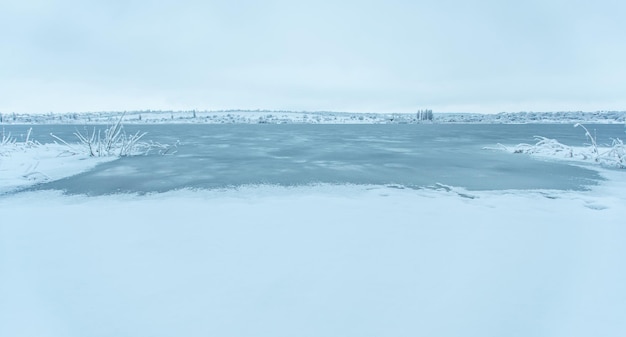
0 143 116 195
1 136 626 336
2 181 626 337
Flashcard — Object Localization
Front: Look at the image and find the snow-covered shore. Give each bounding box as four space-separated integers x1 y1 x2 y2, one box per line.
2 109 625 125
0 143 116 195
2 175 626 337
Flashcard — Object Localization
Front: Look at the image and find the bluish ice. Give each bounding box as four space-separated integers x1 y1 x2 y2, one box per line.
10 123 625 195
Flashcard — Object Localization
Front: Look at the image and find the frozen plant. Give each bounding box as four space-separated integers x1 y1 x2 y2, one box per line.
574 123 599 160
509 123 626 169
574 123 625 167
22 128 39 148
145 140 179 155
1 128 40 153
51 114 170 157
1 128 15 147
512 136 573 158
602 138 625 168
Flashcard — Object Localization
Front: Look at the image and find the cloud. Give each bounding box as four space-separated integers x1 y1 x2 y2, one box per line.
1 0 625 113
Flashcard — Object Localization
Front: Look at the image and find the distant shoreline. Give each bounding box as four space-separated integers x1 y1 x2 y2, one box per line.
1 110 625 125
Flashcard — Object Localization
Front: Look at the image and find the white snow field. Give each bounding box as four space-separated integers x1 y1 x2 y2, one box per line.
1 134 626 337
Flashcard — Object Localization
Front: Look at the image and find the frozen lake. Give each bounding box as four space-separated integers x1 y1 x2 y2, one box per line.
8 123 625 194
2 123 626 337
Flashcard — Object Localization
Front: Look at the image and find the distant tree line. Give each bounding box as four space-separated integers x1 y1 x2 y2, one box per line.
0 113 18 123
417 109 433 121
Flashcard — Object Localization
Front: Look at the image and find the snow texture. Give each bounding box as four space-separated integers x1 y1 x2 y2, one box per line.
2 179 626 337
0 142 115 194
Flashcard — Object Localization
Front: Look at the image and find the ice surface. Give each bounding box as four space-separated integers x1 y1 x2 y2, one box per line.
9 124 622 195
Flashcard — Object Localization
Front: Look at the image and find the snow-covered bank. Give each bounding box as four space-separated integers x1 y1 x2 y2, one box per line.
0 143 116 194
1 119 175 194
2 181 626 337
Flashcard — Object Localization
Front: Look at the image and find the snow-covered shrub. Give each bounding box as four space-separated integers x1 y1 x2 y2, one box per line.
509 124 626 169
572 123 625 167
1 128 39 153
602 138 625 168
512 136 574 158
51 114 176 157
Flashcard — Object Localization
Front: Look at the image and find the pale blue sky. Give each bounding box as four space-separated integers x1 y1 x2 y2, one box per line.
1 0 624 113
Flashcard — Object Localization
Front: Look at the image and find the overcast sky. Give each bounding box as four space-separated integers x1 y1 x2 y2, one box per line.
1 0 624 114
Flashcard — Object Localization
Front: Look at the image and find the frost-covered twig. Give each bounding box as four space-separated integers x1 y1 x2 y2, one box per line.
574 123 599 161
145 140 179 155
1 128 15 147
482 143 509 151
601 138 626 168
2 128 40 155
512 136 573 158
50 133 81 154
